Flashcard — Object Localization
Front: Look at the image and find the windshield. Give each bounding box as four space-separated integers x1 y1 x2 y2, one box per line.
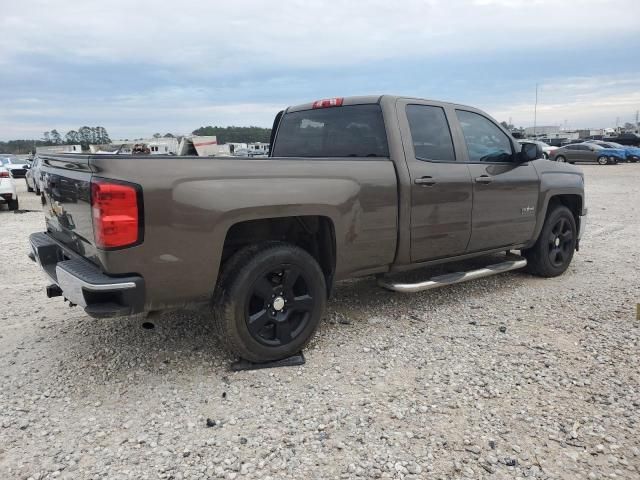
0 158 11 165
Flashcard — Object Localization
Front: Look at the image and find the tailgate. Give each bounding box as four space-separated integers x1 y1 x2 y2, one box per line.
40 154 97 259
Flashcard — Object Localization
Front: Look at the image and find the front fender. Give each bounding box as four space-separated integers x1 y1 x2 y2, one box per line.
527 161 585 248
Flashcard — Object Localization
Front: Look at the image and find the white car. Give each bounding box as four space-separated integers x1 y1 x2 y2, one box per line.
517 140 557 159
0 155 29 178
0 167 19 210
25 155 44 194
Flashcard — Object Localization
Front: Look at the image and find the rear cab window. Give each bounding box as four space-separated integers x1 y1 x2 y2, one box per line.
271 104 389 158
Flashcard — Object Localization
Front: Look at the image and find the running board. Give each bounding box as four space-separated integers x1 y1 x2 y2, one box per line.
378 255 527 293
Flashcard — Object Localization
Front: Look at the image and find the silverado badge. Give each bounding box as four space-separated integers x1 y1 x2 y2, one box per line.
521 206 535 215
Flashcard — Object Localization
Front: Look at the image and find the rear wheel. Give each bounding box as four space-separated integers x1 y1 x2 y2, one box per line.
8 198 19 211
555 155 566 163
213 242 326 363
523 205 576 277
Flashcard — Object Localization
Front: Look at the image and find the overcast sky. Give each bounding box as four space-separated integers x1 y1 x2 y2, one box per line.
1 0 639 140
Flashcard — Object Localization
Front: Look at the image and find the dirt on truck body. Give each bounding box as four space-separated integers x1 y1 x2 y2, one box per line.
30 95 587 362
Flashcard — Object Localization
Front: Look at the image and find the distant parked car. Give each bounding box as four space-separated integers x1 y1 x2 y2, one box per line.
518 139 556 159
550 142 625 165
585 140 640 163
0 167 19 210
0 156 29 178
25 155 44 194
603 132 640 147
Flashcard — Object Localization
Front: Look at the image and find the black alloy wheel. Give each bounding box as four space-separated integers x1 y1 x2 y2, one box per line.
213 242 326 363
523 205 577 277
246 265 315 347
547 216 574 268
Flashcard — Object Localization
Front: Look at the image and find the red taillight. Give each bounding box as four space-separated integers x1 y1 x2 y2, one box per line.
0 171 9 178
312 97 344 109
91 178 142 249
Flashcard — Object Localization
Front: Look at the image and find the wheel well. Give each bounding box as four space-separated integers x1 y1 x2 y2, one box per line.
221 216 336 288
547 194 582 222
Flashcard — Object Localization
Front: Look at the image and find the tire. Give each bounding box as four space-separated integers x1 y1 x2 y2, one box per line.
8 198 19 211
35 185 41 196
542 152 549 159
26 180 34 193
597 156 608 165
522 205 576 278
213 242 327 363
555 155 566 163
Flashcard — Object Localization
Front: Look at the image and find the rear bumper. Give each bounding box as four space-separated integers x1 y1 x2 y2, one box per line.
29 232 145 318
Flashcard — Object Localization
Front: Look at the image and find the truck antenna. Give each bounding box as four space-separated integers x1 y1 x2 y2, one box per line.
533 83 538 138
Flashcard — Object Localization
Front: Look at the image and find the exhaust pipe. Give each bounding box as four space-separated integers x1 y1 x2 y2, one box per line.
46 284 63 298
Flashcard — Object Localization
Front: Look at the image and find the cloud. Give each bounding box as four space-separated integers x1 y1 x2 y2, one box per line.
2 0 638 69
0 0 639 139
489 75 640 129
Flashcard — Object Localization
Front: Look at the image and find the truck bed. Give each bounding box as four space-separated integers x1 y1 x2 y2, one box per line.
39 153 399 311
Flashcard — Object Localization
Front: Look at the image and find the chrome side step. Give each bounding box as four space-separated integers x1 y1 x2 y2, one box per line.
378 255 527 293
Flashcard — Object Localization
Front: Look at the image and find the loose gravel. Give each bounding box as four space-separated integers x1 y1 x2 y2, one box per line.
1 165 639 480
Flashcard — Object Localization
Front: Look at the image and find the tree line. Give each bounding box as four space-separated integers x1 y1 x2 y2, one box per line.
191 126 271 144
0 126 112 154
1 125 272 155
43 126 111 148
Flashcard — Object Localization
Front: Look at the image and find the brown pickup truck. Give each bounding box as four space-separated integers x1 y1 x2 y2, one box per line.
30 95 587 362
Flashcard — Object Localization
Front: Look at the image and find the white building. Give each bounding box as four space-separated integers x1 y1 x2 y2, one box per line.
247 142 270 154
147 137 179 155
524 126 560 137
36 144 82 154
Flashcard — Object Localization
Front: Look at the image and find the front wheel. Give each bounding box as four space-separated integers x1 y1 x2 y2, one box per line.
523 205 576 277
213 242 327 363
597 155 609 165
26 180 34 193
555 155 566 163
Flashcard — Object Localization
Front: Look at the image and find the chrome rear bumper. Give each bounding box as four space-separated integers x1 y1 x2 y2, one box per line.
29 232 144 317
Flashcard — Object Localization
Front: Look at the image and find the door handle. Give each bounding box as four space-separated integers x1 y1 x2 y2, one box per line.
475 175 493 184
414 176 436 186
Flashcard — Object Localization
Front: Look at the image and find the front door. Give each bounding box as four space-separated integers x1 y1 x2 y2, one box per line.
453 109 540 252
397 100 473 262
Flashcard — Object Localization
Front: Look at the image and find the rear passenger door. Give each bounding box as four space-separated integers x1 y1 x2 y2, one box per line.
452 109 540 252
396 99 473 262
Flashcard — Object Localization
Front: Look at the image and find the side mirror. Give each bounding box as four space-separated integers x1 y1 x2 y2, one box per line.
519 142 542 162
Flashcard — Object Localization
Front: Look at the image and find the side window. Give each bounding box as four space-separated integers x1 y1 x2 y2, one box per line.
406 105 456 162
456 110 514 163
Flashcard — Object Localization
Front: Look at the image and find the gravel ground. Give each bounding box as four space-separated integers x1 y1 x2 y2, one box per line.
1 165 639 480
